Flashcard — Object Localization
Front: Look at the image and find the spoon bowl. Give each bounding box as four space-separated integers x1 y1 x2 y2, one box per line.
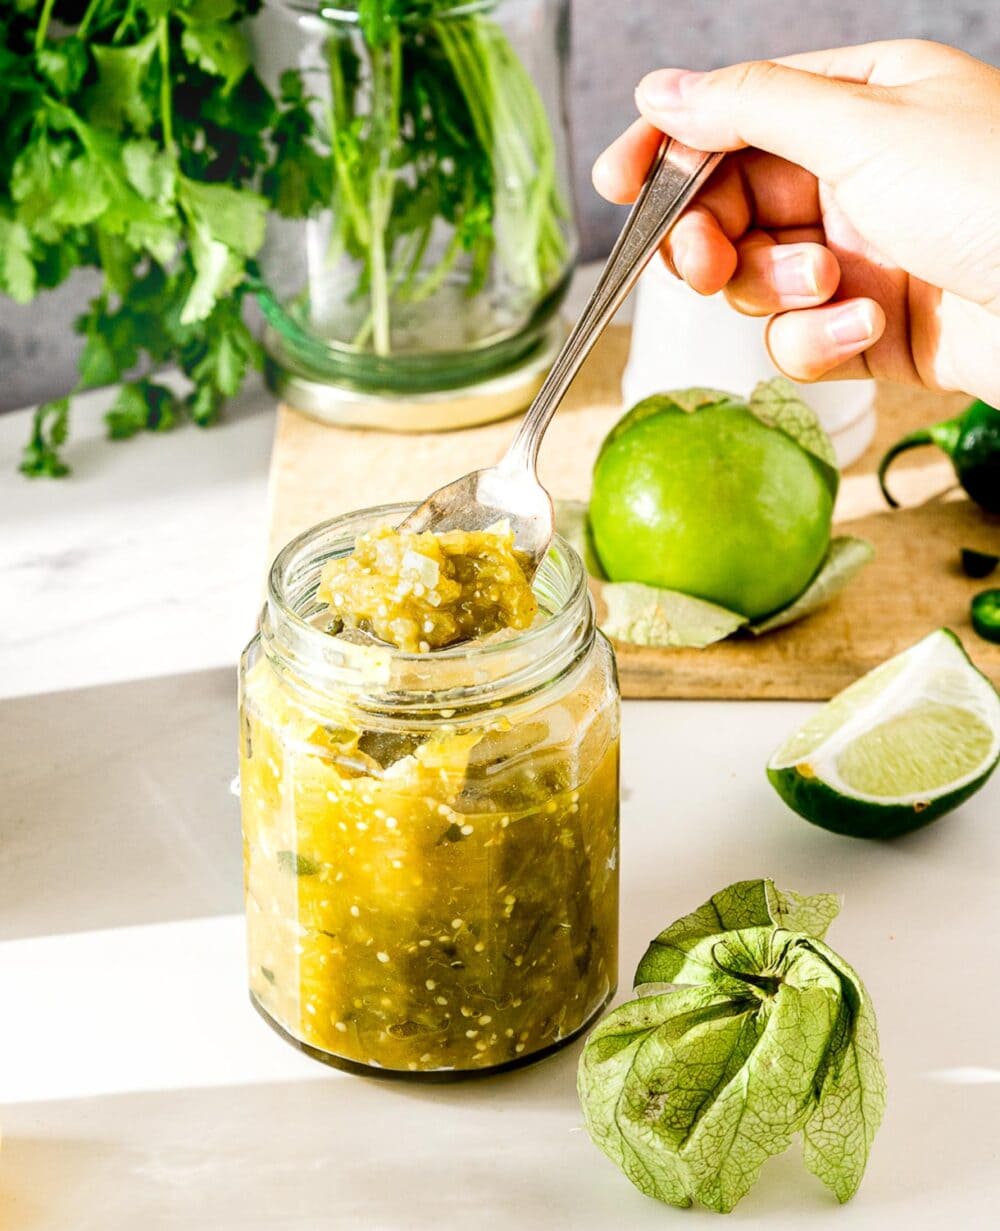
396 452 556 564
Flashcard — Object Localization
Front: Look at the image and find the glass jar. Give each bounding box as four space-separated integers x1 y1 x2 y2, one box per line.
239 505 620 1078
248 0 577 411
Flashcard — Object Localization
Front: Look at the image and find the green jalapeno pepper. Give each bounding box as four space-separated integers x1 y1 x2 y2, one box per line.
878 399 1000 513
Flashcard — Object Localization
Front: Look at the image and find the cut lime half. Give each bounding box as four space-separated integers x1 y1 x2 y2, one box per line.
768 629 1000 838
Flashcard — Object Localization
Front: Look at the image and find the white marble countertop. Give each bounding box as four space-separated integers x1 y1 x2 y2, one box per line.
2 375 999 1231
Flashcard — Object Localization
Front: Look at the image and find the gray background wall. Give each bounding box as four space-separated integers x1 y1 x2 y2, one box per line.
2 0 998 411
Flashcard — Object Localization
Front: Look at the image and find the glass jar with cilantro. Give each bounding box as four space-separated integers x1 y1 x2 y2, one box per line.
239 505 620 1078
247 0 576 421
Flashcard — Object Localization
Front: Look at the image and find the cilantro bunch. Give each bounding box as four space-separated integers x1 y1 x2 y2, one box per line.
3 0 327 476
3 0 569 477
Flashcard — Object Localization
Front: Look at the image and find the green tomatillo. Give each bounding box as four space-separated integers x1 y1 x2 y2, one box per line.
588 385 838 620
577 879 886 1214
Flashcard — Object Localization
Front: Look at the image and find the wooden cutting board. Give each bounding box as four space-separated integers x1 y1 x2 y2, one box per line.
266 326 1000 699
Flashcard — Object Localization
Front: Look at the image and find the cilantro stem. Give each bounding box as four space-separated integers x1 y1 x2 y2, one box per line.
365 31 403 356
325 41 371 245
77 0 105 40
157 16 174 157
319 6 570 358
34 0 57 50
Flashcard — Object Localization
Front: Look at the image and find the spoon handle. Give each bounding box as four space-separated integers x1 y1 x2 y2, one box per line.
502 142 723 473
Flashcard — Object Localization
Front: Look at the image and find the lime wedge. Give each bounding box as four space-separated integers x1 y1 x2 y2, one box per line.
767 629 1000 838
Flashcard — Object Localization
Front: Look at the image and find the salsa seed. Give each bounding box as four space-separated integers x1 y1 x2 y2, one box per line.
465 1030 479 1039
460 824 474 836
334 1021 348 1032
478 1015 492 1025
451 918 463 929
435 996 448 1006
350 905 360 917
426 979 436 990
376 951 390 963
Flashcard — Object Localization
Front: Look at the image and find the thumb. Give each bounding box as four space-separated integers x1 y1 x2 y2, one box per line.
636 61 889 185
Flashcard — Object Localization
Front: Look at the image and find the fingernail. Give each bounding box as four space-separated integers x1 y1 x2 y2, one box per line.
638 69 704 111
828 303 876 347
772 250 820 297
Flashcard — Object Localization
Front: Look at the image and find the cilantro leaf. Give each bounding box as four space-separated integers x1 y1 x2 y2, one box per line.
0 215 36 302
106 380 179 439
180 19 250 94
20 398 70 478
178 177 267 323
37 38 89 98
88 34 159 133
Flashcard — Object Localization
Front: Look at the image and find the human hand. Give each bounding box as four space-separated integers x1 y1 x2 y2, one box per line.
593 40 1000 404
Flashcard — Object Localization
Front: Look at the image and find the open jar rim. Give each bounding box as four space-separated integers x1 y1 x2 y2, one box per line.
260 503 595 719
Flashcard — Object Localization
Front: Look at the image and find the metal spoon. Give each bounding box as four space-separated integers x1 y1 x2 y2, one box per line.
398 141 724 576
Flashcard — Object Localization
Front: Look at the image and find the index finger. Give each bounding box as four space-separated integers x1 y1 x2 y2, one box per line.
591 118 662 204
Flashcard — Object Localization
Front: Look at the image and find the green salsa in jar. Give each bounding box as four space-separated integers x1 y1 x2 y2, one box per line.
239 506 620 1077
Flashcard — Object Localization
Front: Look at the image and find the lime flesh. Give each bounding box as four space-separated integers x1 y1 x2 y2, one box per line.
589 402 834 619
768 629 1000 838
